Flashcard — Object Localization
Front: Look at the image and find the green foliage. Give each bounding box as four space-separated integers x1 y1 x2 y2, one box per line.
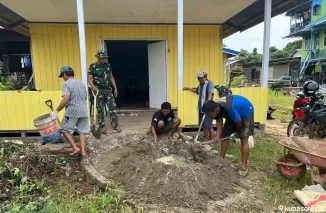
0 141 137 213
236 40 302 64
230 74 246 87
237 48 263 64
0 77 24 91
0 77 12 91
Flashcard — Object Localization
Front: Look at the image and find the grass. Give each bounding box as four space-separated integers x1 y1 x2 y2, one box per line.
42 182 140 213
218 134 316 209
268 89 295 110
272 110 293 121
0 141 142 213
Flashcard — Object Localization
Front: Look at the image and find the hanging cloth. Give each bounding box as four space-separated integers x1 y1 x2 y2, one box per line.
21 56 25 68
24 56 31 68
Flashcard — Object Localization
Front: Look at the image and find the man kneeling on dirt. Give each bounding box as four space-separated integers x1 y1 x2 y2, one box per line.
151 102 181 143
202 95 254 176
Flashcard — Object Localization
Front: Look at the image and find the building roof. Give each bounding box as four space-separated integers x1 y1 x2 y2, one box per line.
0 3 29 37
0 0 255 25
223 48 240 57
242 56 301 66
285 0 312 16
223 0 310 37
284 16 326 38
0 0 310 39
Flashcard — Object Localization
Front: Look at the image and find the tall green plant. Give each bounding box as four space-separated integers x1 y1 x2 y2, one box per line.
230 75 246 87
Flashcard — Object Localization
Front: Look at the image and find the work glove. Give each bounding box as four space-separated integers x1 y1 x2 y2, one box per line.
50 110 59 120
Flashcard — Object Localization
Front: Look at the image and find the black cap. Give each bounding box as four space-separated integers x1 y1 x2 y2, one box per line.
59 66 73 77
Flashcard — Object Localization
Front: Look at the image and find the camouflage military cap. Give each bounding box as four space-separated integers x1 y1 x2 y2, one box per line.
95 50 109 58
214 85 232 97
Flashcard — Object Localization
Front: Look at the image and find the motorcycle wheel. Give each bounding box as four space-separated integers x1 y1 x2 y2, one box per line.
307 118 326 139
287 118 308 138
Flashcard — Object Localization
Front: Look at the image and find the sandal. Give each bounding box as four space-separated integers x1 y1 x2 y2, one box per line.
238 168 249 177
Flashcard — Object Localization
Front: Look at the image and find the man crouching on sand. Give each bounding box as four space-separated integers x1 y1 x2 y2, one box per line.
150 102 182 143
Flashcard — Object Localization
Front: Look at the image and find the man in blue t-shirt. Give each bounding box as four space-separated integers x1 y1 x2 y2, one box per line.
202 95 254 176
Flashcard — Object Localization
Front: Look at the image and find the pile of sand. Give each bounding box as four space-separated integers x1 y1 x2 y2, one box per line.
95 136 241 210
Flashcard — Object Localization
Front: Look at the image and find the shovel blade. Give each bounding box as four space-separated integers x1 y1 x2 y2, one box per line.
91 125 102 139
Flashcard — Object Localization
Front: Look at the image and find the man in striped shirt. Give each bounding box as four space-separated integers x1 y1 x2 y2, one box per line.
50 66 89 157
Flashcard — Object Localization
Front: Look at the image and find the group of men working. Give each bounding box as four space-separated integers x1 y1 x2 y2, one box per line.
151 69 254 176
49 49 254 176
50 50 120 157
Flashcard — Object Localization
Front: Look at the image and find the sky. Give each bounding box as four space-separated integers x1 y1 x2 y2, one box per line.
224 13 299 53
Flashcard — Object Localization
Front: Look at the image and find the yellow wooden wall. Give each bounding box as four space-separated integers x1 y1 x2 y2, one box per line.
0 24 267 131
29 24 223 108
0 91 64 131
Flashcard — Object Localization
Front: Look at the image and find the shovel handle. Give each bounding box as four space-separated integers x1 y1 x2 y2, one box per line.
91 90 98 125
45 99 53 110
196 133 236 146
194 114 206 142
45 99 62 126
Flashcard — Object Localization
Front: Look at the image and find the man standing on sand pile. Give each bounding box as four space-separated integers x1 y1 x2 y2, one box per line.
50 66 89 157
202 95 254 176
88 50 121 133
183 69 215 141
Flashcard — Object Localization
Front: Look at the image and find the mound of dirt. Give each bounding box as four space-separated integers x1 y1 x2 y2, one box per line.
94 134 241 211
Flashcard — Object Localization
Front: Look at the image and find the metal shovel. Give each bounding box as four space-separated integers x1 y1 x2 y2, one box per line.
188 133 236 161
193 114 206 143
45 99 62 126
45 99 65 146
90 91 102 139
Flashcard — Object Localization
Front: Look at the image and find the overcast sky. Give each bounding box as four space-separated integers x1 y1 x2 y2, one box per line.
224 13 299 53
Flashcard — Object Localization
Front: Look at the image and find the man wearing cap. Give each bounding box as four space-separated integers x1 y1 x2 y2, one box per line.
88 50 121 133
183 69 215 141
50 66 89 157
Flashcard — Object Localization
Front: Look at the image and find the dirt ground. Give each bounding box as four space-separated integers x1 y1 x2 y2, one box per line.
265 119 288 139
86 130 265 213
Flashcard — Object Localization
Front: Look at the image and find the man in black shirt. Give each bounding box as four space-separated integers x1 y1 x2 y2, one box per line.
151 102 181 143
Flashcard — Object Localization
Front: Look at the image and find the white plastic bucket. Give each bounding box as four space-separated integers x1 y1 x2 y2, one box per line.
33 114 61 144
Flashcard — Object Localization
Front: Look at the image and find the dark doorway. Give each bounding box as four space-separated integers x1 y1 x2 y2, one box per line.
105 40 150 108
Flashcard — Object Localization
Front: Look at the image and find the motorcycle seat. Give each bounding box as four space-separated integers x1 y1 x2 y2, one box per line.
296 106 310 112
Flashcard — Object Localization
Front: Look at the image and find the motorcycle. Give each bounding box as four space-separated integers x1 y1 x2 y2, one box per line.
287 91 326 139
292 92 311 120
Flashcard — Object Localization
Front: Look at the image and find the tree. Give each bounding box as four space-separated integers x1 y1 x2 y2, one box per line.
237 48 262 64
282 39 302 56
269 46 287 59
235 40 302 64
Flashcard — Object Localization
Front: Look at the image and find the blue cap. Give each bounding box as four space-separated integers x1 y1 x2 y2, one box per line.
59 66 73 77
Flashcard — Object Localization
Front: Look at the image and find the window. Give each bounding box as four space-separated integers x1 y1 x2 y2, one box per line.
282 76 291 81
315 35 320 49
313 5 321 16
305 39 311 50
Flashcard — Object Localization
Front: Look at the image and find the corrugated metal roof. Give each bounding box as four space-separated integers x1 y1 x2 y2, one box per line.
223 0 310 38
0 3 29 37
285 0 312 16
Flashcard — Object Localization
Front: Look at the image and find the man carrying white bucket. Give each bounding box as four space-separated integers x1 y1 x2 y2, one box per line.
50 66 89 157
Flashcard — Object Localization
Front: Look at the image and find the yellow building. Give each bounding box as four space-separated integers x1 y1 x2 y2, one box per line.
0 0 302 132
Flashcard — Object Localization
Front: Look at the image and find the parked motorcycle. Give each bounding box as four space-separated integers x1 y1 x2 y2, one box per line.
287 91 326 139
292 91 310 120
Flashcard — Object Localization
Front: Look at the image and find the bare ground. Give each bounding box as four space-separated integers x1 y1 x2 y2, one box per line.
86 130 267 213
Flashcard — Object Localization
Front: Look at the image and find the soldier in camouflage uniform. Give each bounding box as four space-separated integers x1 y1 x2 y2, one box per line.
88 50 121 133
214 85 232 98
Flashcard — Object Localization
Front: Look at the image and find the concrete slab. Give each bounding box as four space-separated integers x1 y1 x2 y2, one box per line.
104 111 154 130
